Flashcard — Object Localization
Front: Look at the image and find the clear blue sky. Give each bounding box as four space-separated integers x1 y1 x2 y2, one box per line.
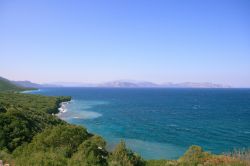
0 0 249 87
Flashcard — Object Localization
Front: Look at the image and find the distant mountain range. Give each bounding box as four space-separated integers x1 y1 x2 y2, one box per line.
97 81 231 88
97 81 158 88
29 80 231 88
0 76 231 89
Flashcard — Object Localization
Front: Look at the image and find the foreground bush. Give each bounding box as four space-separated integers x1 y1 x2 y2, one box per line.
178 145 211 165
13 151 68 166
13 125 90 160
69 138 108 166
177 145 247 166
108 141 145 166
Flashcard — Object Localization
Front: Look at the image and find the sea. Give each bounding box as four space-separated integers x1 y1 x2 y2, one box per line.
26 88 250 159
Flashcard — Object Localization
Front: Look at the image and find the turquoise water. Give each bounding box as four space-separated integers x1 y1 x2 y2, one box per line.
28 88 250 159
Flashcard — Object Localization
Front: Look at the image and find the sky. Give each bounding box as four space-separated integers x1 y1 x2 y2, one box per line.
0 0 249 87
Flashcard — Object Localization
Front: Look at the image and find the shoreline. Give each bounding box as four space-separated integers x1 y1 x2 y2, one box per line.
56 100 71 116
21 88 41 94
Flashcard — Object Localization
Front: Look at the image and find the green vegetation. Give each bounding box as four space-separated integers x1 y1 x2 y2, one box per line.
0 93 71 114
0 77 249 165
69 135 108 166
145 146 249 166
12 125 92 165
0 93 69 152
108 141 145 166
0 77 35 92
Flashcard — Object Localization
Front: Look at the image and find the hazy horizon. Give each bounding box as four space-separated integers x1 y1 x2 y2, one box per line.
1 0 250 87
1 76 236 88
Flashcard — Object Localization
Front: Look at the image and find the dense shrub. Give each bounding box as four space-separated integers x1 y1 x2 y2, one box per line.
0 93 71 114
13 125 90 158
0 93 70 151
69 138 108 166
14 151 68 166
178 145 211 165
108 141 145 166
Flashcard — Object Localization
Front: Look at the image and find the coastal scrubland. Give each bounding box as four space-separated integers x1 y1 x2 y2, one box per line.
0 79 249 165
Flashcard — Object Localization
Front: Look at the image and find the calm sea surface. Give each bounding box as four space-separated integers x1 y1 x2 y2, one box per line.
28 88 250 159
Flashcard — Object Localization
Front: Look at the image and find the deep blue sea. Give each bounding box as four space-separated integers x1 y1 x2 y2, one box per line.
27 88 250 159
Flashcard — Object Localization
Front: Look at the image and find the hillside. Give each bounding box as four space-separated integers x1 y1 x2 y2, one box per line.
11 80 62 88
11 80 41 88
0 77 35 92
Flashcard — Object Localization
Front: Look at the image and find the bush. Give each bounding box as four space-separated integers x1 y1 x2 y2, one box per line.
178 145 211 165
69 138 108 166
108 141 145 166
14 150 68 166
13 125 90 159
